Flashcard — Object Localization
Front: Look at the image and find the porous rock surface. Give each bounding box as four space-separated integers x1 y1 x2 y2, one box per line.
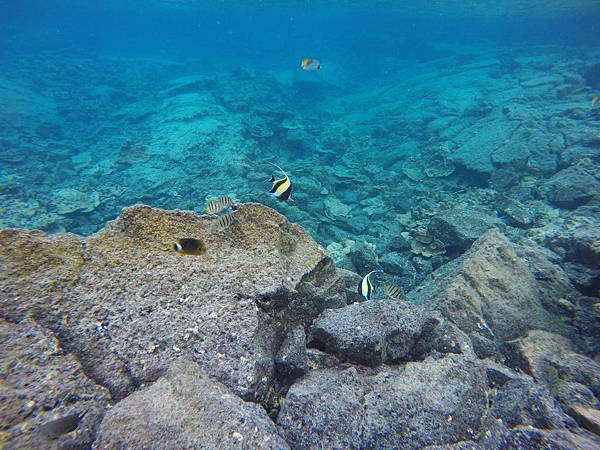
94 359 288 449
277 354 487 449
0 203 354 402
0 318 110 449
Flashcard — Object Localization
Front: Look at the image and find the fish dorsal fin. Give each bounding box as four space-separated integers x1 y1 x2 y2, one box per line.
267 162 288 178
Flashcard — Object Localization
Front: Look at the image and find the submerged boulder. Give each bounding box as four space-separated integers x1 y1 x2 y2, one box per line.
544 165 600 208
408 229 574 347
94 359 289 449
0 203 354 402
427 207 504 253
277 354 487 449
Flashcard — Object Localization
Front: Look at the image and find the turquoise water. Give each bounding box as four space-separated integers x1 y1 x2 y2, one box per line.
1 0 600 284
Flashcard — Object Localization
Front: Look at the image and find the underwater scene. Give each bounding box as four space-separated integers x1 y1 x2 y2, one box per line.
1 0 600 448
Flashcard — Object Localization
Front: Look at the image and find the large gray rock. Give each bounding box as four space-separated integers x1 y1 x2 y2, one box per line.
544 165 600 208
94 359 289 449
277 355 487 449
310 300 471 366
490 378 576 429
0 318 110 449
408 229 574 346
0 204 352 402
428 208 504 253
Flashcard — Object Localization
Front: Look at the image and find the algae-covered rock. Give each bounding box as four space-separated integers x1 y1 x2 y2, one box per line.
0 319 110 449
51 187 100 215
0 203 352 402
93 359 289 449
277 355 487 449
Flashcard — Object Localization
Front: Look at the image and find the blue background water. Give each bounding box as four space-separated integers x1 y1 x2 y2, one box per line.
1 0 600 285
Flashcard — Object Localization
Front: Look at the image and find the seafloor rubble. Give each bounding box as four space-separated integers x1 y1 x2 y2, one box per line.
1 203 599 449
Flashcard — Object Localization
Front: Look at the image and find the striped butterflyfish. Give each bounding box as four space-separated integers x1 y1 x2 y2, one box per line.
268 163 293 201
357 270 380 301
173 238 206 255
204 195 233 214
383 283 405 300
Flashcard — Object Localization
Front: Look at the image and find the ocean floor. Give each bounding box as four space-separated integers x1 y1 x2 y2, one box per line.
1 43 599 296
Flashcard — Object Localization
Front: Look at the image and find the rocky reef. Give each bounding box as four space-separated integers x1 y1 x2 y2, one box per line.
1 203 599 449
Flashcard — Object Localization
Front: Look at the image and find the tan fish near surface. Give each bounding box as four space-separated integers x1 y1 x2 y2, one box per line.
383 283 405 300
173 238 206 255
592 95 600 106
301 58 321 71
38 410 87 440
216 212 235 230
204 195 233 214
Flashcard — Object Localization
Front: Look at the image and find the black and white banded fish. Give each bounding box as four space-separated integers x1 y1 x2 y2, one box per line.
357 270 381 301
268 163 293 201
383 283 405 300
216 212 235 229
204 195 233 214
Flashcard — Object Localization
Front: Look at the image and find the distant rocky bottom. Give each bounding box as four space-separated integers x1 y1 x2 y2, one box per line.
1 203 599 449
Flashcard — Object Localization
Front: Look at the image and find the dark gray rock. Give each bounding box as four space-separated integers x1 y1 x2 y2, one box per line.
310 300 428 366
387 234 411 252
277 355 487 449
379 251 406 275
490 378 577 429
496 195 535 227
550 352 600 398
94 359 289 449
490 168 520 190
544 165 600 208
0 318 110 449
348 241 379 274
482 419 600 450
428 208 504 253
409 230 573 343
483 359 530 388
275 326 307 381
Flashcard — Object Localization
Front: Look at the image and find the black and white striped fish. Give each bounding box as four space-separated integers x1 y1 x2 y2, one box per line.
268 163 293 201
383 283 405 300
204 195 233 214
216 212 235 230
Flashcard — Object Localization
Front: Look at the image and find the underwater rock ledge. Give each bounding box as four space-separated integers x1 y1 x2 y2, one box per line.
1 203 600 449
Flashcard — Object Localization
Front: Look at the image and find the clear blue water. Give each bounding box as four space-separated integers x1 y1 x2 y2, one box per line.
1 0 600 279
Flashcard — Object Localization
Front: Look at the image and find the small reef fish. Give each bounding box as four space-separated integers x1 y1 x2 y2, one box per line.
38 410 87 440
173 238 206 255
204 195 233 214
358 270 380 301
592 95 600 106
300 58 321 71
383 283 405 300
268 163 293 201
216 212 235 229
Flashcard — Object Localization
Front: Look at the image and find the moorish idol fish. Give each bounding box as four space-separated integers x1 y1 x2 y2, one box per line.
268 163 293 201
204 195 233 214
301 58 321 71
173 238 206 255
357 270 381 301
